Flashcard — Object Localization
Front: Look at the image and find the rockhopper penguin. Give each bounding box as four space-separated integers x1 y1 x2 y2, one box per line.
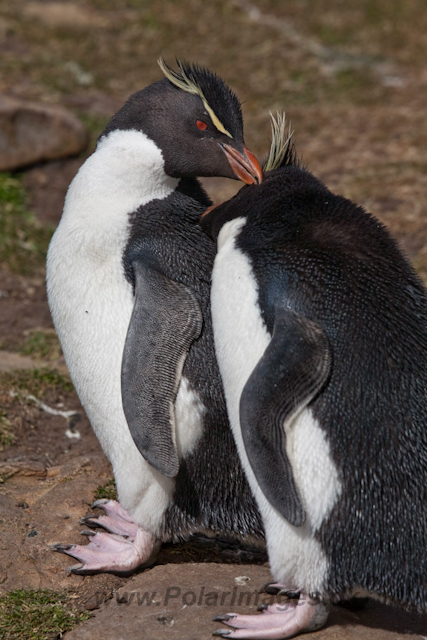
47 60 264 574
202 114 427 638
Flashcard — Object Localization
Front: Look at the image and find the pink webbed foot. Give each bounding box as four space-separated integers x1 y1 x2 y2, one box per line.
213 593 329 639
51 500 158 575
80 499 139 540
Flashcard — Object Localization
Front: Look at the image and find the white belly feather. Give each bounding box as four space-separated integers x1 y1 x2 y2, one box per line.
211 217 341 592
46 129 204 535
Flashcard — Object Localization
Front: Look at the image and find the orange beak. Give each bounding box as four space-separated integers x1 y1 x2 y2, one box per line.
222 144 263 185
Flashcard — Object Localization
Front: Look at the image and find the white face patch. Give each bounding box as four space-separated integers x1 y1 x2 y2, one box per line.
46 129 179 536
211 217 341 593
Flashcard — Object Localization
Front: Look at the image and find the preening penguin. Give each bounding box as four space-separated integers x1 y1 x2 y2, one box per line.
202 114 427 638
47 60 263 574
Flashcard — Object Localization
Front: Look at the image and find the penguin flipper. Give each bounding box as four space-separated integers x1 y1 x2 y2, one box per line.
240 307 331 526
122 261 203 478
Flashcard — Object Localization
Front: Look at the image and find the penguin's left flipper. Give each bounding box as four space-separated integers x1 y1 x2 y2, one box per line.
122 260 203 478
240 307 331 526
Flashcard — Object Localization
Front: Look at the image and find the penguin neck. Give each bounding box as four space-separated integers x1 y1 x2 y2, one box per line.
62 129 179 236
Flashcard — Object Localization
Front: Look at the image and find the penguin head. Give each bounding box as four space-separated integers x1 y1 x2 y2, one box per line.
99 59 262 184
201 112 300 238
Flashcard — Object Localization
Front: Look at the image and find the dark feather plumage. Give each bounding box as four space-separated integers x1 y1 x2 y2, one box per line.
202 160 427 611
159 58 243 141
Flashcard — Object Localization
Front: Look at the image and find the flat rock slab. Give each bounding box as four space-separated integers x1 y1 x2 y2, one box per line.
0 95 87 171
64 563 427 640
0 453 124 599
0 350 40 371
65 564 272 640
0 349 68 373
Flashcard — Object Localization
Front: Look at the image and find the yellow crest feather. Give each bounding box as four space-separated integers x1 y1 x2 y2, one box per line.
158 58 233 139
263 112 293 172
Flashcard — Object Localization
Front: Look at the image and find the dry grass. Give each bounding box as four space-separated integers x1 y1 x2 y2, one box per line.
0 3 426 637
0 368 73 398
0 173 53 274
1 1 426 249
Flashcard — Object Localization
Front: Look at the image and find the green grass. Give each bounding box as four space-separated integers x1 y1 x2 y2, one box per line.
0 589 89 640
0 412 15 450
93 478 117 501
0 173 53 275
20 330 62 362
0 368 74 398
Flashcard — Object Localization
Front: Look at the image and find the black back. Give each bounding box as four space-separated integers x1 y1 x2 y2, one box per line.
202 167 427 609
123 178 263 540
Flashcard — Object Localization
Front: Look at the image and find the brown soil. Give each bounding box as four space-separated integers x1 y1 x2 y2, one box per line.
0 271 54 351
1 0 427 637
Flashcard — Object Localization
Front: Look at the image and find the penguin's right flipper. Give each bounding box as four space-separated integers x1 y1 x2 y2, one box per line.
122 261 203 478
240 307 331 526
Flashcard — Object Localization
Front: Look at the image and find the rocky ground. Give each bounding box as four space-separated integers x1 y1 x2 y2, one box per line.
1 0 427 638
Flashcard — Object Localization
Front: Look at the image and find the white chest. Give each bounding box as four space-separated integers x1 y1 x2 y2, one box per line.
46 130 179 447
45 130 202 534
211 218 341 592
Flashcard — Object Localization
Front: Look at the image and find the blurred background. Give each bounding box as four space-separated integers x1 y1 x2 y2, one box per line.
2 0 427 267
1 1 427 636
2 0 427 361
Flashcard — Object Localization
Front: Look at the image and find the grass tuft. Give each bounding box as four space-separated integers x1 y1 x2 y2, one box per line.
0 173 53 275
0 589 89 640
0 368 73 398
20 330 62 362
93 478 117 501
0 412 15 450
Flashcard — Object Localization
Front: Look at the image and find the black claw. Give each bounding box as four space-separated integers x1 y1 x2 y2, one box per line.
212 630 231 637
258 581 280 595
91 498 109 510
212 615 235 622
51 543 73 553
65 563 84 575
258 582 283 596
79 515 99 528
257 603 268 612
277 589 300 600
80 529 96 537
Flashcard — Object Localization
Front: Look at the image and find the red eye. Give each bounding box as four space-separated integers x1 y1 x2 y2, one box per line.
196 120 208 130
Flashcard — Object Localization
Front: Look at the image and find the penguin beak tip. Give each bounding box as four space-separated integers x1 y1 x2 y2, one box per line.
244 146 263 185
222 144 263 185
